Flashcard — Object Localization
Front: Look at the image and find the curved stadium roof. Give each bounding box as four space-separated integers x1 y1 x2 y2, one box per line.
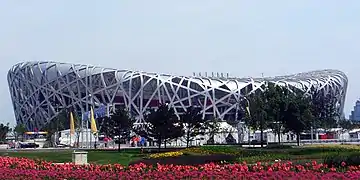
7 61 348 130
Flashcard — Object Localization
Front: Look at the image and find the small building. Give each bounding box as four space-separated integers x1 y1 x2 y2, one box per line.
349 128 360 139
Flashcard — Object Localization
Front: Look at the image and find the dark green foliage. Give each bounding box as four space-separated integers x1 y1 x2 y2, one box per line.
246 91 268 148
244 82 318 146
41 109 69 145
311 91 339 130
338 119 353 130
100 107 134 151
281 91 313 146
324 152 360 167
263 83 288 144
265 144 293 149
98 116 112 137
13 124 26 141
180 106 214 147
205 117 221 144
0 123 11 143
144 104 184 150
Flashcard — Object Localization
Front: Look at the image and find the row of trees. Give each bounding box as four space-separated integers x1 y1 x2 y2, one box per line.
99 81 342 150
37 104 215 151
99 104 219 151
243 83 340 147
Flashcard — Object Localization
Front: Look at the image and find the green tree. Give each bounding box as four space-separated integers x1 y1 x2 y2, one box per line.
180 106 209 147
282 91 313 146
98 116 112 137
311 92 339 130
41 109 68 147
144 104 184 151
102 107 134 152
338 119 353 130
206 117 220 144
0 123 11 143
13 124 26 141
246 91 269 148
263 83 288 144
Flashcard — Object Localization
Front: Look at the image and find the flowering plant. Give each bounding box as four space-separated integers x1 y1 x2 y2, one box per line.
181 146 242 156
0 157 359 179
148 151 184 159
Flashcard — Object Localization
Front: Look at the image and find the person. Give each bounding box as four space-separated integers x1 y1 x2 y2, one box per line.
104 137 109 148
140 136 146 147
139 136 145 153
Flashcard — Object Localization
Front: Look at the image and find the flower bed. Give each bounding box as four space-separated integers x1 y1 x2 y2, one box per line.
180 146 242 156
148 151 184 159
132 154 237 166
1 157 360 179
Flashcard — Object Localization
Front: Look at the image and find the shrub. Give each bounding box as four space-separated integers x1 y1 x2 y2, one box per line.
324 152 360 167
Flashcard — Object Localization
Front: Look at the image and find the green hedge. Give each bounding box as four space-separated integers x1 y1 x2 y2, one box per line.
324 152 360 167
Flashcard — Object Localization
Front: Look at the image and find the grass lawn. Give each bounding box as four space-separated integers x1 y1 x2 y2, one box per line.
0 149 145 165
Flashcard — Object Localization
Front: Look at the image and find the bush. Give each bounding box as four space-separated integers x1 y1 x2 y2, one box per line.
324 152 360 167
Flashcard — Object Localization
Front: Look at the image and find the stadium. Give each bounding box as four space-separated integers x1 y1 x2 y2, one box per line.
7 61 348 131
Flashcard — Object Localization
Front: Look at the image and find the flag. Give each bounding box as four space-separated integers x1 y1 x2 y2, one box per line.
70 111 75 135
245 106 251 117
90 106 98 134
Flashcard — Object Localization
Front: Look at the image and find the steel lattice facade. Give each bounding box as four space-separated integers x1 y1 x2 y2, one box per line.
7 61 348 130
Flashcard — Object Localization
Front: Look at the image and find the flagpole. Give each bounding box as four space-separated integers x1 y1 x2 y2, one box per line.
69 110 71 148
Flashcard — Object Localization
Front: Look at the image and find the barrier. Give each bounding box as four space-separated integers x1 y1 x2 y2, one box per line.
72 151 88 165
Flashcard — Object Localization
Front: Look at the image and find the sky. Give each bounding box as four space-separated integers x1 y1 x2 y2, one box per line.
0 0 359 126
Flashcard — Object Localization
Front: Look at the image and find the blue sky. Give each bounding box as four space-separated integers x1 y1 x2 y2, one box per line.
0 0 359 126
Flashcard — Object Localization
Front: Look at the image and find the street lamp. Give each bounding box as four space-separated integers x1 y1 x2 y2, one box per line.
241 96 251 147
55 103 59 147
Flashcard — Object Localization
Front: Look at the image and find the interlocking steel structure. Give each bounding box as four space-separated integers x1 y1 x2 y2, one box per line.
7 61 348 130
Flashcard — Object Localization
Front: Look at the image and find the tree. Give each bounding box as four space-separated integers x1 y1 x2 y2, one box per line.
311 92 339 130
246 91 269 148
41 109 68 147
98 116 112 137
282 91 313 146
0 123 11 143
263 83 288 144
338 119 353 130
180 106 209 147
206 117 220 144
144 104 184 151
104 107 134 152
13 124 26 141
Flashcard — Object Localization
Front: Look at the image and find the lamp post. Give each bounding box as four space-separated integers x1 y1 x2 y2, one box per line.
55 103 59 148
242 96 251 147
89 94 92 149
